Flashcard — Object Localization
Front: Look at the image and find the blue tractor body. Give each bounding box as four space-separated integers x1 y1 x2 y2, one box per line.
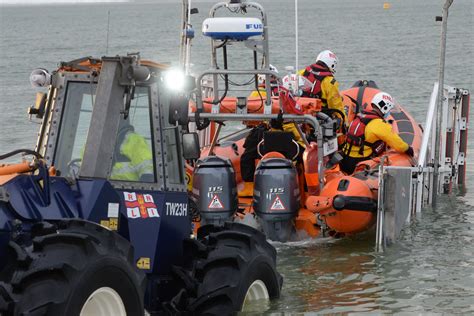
0 173 190 276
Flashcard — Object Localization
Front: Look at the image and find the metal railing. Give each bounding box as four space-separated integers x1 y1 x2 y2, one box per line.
376 83 470 251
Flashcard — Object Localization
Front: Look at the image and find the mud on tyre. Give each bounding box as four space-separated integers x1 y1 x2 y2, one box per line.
167 222 283 314
0 219 145 315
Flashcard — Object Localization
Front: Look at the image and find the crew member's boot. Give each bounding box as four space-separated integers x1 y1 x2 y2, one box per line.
238 182 254 197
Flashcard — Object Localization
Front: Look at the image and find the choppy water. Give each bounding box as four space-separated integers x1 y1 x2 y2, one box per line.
1 0 473 313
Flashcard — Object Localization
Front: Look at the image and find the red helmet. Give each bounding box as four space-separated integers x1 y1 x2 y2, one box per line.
279 87 303 115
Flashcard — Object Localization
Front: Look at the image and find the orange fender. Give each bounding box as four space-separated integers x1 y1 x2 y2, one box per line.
305 195 333 213
317 176 376 234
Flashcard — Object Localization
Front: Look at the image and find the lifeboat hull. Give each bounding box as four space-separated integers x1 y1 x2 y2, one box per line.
189 83 423 239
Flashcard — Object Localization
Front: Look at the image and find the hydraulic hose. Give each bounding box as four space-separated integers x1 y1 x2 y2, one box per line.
0 149 43 161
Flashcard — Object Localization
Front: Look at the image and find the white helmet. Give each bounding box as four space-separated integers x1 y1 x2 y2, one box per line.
372 92 395 117
316 50 338 74
269 64 278 73
258 64 278 85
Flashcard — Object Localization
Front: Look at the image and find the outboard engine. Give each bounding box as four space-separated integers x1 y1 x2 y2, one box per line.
253 158 300 241
191 156 238 225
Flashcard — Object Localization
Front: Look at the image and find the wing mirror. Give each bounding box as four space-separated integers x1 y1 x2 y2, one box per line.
169 94 190 126
182 132 200 160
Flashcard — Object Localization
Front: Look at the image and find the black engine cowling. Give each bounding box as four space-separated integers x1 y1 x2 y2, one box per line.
190 156 238 225
253 158 300 241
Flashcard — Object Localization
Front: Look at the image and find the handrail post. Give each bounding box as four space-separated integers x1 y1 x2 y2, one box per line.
417 82 439 168
433 0 454 207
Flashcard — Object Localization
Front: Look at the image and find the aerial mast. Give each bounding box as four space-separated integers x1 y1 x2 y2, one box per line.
179 0 197 74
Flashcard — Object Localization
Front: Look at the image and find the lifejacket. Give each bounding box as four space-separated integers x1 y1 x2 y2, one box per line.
343 111 386 157
302 62 333 100
279 87 303 115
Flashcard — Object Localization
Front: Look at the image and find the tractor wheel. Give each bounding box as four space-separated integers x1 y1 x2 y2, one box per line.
167 222 282 314
0 219 145 316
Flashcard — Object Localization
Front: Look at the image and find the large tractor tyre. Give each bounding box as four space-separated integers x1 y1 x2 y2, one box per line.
167 222 283 314
0 220 145 316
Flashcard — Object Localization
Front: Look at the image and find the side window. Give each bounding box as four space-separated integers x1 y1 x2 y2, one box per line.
54 82 96 176
160 93 184 186
163 126 183 185
110 86 156 183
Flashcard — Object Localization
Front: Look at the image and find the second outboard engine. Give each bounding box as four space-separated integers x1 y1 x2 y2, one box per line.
253 158 300 241
191 156 238 225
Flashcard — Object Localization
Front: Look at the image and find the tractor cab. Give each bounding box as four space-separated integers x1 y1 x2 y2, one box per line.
32 56 194 191
1 54 199 277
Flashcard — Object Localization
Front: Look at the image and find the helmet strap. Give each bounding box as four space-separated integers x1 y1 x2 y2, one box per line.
371 105 385 118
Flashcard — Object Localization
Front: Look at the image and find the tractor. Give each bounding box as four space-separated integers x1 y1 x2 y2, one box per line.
0 55 282 315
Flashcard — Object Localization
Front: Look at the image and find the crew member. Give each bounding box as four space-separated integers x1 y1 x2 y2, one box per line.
238 88 305 197
340 91 414 174
110 119 154 181
300 50 346 123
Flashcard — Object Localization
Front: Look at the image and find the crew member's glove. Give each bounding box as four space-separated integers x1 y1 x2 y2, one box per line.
405 146 414 157
270 111 284 130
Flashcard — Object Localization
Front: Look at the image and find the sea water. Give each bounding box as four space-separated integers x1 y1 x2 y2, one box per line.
0 0 473 313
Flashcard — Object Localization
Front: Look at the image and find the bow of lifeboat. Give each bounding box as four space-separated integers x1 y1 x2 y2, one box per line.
306 81 423 235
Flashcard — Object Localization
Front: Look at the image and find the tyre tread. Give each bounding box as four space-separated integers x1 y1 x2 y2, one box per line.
167 222 282 313
0 219 144 315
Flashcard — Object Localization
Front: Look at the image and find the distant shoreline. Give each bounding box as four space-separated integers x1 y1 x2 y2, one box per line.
0 0 221 6
0 0 130 6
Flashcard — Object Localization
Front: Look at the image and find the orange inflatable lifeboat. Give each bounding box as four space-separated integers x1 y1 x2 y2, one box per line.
189 80 422 240
307 81 421 235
